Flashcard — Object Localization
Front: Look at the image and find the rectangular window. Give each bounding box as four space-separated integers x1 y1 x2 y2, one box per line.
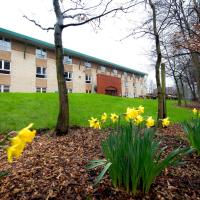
36 67 46 78
86 90 92 93
0 60 10 74
85 75 92 83
64 72 73 81
101 66 106 72
0 85 10 92
36 87 47 93
125 82 128 88
67 88 73 93
113 69 118 75
85 61 91 68
63 56 72 64
0 38 11 51
36 48 47 59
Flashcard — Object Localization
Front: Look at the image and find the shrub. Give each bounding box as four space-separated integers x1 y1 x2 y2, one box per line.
182 117 200 155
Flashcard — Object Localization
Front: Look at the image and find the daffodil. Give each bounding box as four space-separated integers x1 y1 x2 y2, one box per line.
101 113 107 123
6 123 36 163
146 116 155 128
162 117 170 128
88 117 101 129
18 123 36 143
110 113 119 123
192 108 198 115
124 107 139 121
134 115 143 125
138 105 144 114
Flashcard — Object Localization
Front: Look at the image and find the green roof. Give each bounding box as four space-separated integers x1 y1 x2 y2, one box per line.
0 27 147 76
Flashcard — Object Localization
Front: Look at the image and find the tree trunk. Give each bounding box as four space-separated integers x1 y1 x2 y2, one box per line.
191 53 200 101
54 25 69 135
179 75 187 106
174 75 182 106
149 0 164 126
161 63 167 118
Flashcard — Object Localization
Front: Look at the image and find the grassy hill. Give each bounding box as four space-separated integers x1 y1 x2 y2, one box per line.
0 93 193 132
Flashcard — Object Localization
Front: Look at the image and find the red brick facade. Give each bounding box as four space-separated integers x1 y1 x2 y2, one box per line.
97 74 122 96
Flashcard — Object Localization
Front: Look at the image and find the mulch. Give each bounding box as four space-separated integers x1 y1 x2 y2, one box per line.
0 125 200 200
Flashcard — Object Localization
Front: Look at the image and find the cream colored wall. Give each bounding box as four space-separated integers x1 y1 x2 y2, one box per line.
10 50 36 92
72 64 85 93
47 59 58 92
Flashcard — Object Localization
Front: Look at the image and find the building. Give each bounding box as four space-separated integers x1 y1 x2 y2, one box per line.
0 27 147 97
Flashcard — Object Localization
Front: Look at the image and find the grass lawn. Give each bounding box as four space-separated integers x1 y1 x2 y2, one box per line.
0 93 193 133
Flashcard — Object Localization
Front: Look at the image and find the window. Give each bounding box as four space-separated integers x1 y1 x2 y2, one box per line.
85 75 92 83
113 69 118 75
0 85 10 92
36 67 46 78
36 87 46 93
67 88 73 93
0 38 11 51
63 56 72 64
64 72 73 81
0 60 10 74
125 82 128 88
101 66 106 72
36 48 47 59
85 61 91 68
86 90 92 93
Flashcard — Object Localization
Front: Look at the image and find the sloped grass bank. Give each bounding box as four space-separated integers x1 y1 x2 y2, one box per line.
0 93 192 132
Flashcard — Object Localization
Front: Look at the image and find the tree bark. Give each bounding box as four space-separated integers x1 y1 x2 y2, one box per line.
161 63 167 118
174 75 182 106
53 0 69 135
149 0 165 126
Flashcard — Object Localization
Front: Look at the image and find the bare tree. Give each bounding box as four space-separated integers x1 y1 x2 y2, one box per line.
25 0 137 135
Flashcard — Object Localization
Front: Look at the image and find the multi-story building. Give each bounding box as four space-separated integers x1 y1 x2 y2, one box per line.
0 27 147 97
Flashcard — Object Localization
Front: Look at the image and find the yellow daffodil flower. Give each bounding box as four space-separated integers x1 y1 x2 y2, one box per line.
124 107 139 121
7 123 36 163
192 108 198 115
88 117 101 129
101 113 107 123
138 105 144 114
134 115 143 125
162 117 170 128
146 116 155 128
18 123 36 143
110 113 119 123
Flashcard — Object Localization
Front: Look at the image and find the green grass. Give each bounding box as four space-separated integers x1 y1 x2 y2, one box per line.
0 93 193 133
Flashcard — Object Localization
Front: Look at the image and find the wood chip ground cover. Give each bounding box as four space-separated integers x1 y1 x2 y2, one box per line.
0 126 199 200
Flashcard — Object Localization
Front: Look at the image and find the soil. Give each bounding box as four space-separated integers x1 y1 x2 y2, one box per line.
0 125 199 200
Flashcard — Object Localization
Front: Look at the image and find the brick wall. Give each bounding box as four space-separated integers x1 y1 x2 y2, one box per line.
97 74 122 96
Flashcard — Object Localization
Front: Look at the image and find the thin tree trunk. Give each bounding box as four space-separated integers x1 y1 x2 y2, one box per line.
174 75 182 106
161 63 167 118
179 75 187 106
149 0 165 126
53 0 69 135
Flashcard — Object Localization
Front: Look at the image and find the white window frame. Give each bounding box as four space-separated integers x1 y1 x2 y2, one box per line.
64 71 73 81
85 75 92 83
101 66 106 72
67 88 73 93
0 85 10 92
113 69 118 75
36 67 46 78
36 48 47 59
0 38 11 51
0 60 11 74
85 61 91 68
36 87 47 93
125 82 128 88
63 56 72 64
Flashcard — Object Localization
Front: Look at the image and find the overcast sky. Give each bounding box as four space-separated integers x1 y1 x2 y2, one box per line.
0 0 174 87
